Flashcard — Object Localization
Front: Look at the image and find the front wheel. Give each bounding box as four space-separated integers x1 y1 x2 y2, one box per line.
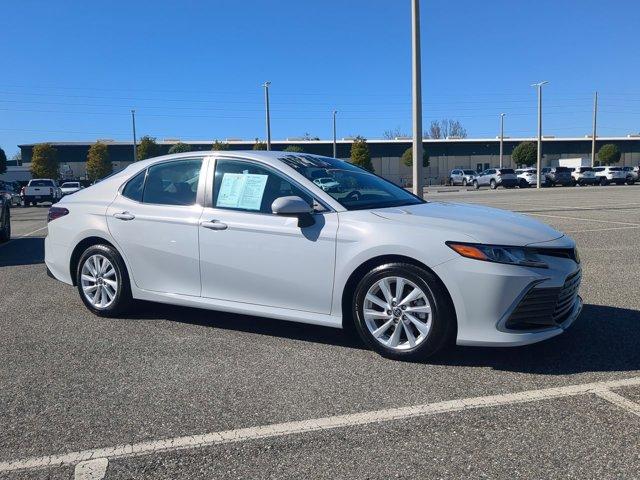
490 179 497 189
462 179 468 187
473 180 479 190
76 244 133 317
352 263 456 361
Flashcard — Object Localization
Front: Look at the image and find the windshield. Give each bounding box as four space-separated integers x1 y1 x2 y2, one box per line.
30 180 53 187
279 154 424 211
463 170 476 175
62 182 79 188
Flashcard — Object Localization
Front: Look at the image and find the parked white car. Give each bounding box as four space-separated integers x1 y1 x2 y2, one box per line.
312 177 341 192
60 181 83 196
515 168 537 188
45 152 582 360
593 166 627 186
571 167 598 186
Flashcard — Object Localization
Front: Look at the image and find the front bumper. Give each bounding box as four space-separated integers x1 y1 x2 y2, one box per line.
433 249 582 347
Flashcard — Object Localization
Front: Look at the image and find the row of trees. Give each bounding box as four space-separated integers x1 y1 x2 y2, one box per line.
383 119 468 140
511 141 622 167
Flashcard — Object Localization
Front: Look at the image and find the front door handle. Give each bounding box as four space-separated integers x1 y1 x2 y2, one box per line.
201 220 228 231
114 211 135 221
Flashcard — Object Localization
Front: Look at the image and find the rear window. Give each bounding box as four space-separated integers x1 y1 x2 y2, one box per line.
578 167 593 172
29 180 53 187
463 170 476 175
499 169 515 174
555 167 571 172
609 167 622 171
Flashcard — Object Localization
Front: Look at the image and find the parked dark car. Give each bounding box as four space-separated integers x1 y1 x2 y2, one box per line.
0 194 10 242
543 166 573 186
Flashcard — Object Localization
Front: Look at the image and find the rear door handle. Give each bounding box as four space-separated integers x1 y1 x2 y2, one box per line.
114 211 135 221
200 220 228 231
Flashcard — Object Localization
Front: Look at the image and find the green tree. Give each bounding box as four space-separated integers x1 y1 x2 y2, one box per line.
350 136 374 172
512 141 537 167
253 138 267 150
598 144 621 164
86 142 112 181
211 140 229 151
30 143 59 179
401 146 429 168
137 136 158 161
0 147 6 175
168 142 192 154
283 145 304 153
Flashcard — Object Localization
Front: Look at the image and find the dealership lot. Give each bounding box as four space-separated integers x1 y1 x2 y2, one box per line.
1 186 639 479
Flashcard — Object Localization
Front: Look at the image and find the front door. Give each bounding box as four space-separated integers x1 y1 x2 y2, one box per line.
106 158 205 296
198 158 338 314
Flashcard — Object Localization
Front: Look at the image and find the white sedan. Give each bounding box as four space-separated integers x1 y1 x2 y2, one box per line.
60 181 83 196
45 152 582 360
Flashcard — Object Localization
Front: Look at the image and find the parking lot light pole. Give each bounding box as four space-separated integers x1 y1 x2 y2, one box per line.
131 109 137 162
411 0 424 197
332 110 338 158
262 82 272 151
532 81 548 189
591 91 598 167
499 113 505 169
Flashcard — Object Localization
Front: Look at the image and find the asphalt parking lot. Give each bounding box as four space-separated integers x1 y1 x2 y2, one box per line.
1 186 639 479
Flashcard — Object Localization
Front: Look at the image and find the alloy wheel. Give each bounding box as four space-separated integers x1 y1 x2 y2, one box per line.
363 276 433 351
80 254 118 309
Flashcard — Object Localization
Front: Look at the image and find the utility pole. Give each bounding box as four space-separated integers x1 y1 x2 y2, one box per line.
131 109 137 162
591 91 598 167
262 82 272 151
332 110 338 158
531 81 548 188
411 0 424 197
499 113 505 169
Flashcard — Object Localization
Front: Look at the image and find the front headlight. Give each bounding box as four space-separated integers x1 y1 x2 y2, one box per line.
446 242 548 268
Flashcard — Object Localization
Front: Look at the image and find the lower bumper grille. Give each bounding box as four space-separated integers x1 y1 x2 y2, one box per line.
505 270 581 331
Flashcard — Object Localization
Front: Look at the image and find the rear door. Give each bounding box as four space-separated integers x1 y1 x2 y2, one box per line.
106 158 205 296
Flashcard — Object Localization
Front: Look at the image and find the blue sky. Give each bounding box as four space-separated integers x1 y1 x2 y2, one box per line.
1 0 639 156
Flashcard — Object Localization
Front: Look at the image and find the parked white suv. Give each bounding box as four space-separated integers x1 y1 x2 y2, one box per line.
515 168 537 188
593 166 627 186
571 167 597 186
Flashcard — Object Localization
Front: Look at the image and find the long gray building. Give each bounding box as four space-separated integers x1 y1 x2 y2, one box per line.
18 136 640 186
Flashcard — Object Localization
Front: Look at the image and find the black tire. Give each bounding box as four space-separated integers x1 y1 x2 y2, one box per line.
473 180 479 190
599 177 608 186
628 180 636 186
352 263 456 361
76 244 133 317
462 179 468 187
449 178 454 186
0 206 10 243
490 179 497 190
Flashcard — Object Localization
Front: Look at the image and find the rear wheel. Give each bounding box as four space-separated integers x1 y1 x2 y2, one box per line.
76 244 133 317
352 263 455 361
462 179 468 187
473 180 479 190
490 179 497 189
599 177 608 186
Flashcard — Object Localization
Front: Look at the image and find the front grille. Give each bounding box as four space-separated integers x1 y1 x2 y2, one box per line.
505 270 581 331
533 247 580 263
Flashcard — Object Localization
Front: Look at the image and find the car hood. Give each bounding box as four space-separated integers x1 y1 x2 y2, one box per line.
372 202 564 246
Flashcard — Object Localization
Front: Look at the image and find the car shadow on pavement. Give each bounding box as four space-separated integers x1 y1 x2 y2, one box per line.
0 237 44 267
129 301 367 350
434 304 640 374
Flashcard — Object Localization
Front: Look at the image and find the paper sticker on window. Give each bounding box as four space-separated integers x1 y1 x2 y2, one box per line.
217 173 268 211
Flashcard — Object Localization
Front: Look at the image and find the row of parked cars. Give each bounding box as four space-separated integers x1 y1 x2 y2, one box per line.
449 166 639 189
0 179 84 208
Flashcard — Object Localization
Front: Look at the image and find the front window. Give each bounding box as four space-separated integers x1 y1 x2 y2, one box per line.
30 180 53 187
278 154 423 211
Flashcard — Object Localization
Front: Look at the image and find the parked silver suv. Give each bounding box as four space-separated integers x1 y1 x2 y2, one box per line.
622 166 638 185
448 169 478 186
473 168 518 189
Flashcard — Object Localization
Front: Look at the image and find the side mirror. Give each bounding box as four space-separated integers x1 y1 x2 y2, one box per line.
271 196 315 228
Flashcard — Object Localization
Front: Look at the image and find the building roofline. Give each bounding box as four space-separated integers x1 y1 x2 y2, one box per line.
18 136 640 148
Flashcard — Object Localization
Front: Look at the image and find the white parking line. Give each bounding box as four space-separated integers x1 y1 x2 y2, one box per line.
525 212 640 227
1 376 639 474
594 389 640 417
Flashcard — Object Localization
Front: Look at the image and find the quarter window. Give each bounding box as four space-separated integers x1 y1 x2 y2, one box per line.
213 159 312 213
142 159 202 206
122 170 145 202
